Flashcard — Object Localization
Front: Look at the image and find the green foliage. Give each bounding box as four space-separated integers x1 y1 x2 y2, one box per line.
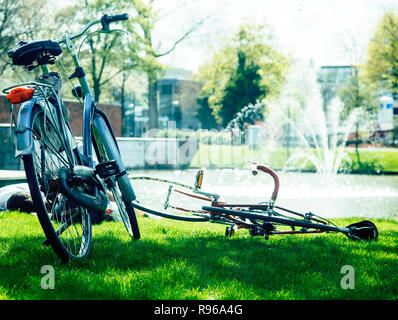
337 66 377 120
226 101 265 131
365 11 398 97
196 22 289 126
219 51 264 126
190 144 398 173
196 97 219 129
53 0 141 102
346 158 384 174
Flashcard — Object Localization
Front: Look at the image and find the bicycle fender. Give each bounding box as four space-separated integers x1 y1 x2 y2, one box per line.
92 113 136 202
14 98 37 157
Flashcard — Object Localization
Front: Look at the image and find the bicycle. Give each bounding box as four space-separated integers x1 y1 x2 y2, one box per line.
3 14 378 264
4 13 140 262
128 164 378 242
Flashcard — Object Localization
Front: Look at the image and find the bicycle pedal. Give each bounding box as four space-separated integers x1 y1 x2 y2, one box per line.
95 160 120 179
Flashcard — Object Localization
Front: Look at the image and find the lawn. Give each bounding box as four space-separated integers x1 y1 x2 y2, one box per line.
189 144 398 173
0 211 397 300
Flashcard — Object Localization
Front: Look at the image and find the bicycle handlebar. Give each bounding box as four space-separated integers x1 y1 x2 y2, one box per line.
57 13 129 44
251 163 280 202
101 13 129 31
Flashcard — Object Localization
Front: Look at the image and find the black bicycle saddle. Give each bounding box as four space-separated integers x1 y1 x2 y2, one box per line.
8 40 62 71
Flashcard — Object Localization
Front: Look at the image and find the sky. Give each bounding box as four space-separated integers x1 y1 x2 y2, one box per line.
54 0 398 73
153 0 398 72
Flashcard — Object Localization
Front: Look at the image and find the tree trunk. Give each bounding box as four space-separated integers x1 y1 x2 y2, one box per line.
121 73 128 137
355 121 361 165
148 72 159 129
393 93 398 145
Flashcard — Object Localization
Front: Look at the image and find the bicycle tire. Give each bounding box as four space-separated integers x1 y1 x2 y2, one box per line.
202 206 345 233
128 175 212 222
92 115 140 240
23 105 92 262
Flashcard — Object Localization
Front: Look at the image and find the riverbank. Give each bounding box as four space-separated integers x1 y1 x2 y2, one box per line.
189 144 398 174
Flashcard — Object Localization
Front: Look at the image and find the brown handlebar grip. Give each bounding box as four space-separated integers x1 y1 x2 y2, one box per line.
251 164 280 202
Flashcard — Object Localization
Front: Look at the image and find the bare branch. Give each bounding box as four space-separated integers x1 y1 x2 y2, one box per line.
155 0 196 22
154 13 213 58
99 63 138 87
98 33 119 82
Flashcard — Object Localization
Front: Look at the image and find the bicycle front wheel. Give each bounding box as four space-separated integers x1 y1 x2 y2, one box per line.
92 112 140 239
23 105 92 262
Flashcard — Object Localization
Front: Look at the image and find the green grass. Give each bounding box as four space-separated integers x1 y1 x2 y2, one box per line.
1 211 397 300
189 144 398 173
345 147 398 173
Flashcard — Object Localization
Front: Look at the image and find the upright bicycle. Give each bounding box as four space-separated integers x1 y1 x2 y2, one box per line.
4 13 140 262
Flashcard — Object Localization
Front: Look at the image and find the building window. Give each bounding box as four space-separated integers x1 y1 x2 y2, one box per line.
393 107 398 115
174 83 181 94
161 84 172 95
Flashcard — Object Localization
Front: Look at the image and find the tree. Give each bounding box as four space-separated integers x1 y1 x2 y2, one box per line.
220 50 264 126
125 0 213 129
128 0 164 130
0 0 48 76
337 65 377 165
195 97 218 130
57 0 213 127
196 22 289 126
365 11 398 126
54 0 140 102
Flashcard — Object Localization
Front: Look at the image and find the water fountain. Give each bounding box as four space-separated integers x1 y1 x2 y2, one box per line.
283 95 358 175
265 61 359 175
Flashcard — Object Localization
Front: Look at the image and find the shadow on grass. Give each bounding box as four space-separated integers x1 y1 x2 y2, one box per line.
1 224 397 300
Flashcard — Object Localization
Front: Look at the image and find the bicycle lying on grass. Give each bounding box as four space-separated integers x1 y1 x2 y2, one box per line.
4 14 378 263
130 164 378 242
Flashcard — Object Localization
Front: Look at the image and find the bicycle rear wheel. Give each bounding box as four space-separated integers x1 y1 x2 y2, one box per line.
23 105 92 262
92 113 140 239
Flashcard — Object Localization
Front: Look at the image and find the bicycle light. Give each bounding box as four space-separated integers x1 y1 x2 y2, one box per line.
6 87 34 104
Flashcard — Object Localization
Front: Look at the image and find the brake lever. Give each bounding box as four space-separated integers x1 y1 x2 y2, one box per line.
100 28 129 36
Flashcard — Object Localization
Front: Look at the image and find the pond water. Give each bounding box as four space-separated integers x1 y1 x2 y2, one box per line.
129 169 398 219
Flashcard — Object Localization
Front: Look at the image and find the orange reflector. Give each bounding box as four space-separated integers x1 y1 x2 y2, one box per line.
195 169 204 189
6 87 34 104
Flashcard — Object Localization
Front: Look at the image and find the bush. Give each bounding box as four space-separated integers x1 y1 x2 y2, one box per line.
226 100 265 131
153 128 232 145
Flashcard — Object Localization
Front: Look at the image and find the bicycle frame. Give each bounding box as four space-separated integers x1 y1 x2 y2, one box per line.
55 30 137 203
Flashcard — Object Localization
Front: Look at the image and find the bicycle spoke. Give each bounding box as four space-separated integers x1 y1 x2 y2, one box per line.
27 108 91 259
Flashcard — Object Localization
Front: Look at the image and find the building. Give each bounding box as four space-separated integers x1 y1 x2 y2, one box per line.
317 65 396 145
378 94 394 131
317 65 353 114
157 68 202 130
0 95 122 137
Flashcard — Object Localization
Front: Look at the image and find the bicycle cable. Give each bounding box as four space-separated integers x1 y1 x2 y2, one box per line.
57 55 84 109
77 28 128 61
